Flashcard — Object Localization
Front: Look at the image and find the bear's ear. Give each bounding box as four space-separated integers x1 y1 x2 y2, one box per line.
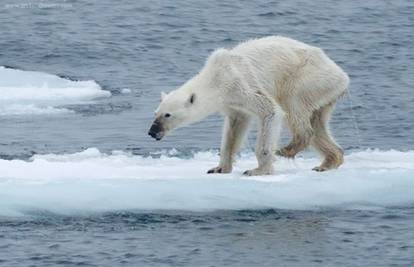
161 91 167 101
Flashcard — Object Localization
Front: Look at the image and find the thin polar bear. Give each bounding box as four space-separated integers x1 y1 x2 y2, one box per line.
148 36 349 176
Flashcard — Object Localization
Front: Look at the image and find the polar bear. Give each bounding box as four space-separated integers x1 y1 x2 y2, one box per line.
148 36 349 176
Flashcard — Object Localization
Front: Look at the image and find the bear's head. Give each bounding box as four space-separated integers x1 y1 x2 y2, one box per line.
148 86 215 140
148 49 235 140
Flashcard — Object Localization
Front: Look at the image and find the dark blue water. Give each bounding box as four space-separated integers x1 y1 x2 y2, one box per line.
1 209 414 266
0 0 414 266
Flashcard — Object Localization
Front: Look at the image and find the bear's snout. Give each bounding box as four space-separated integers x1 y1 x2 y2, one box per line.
148 120 164 141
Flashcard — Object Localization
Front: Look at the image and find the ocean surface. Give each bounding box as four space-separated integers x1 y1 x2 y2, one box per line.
0 0 413 266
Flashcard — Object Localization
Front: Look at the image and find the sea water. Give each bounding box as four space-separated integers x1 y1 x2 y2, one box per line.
0 0 413 266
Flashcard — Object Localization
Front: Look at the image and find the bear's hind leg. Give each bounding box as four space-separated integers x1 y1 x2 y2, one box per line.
207 112 250 174
277 106 313 158
310 102 344 171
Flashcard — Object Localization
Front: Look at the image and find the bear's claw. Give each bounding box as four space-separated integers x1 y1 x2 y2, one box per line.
207 166 232 174
276 147 297 158
207 167 222 174
243 168 273 176
312 166 327 172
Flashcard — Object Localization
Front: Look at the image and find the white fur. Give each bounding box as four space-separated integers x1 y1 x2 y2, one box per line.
153 36 349 175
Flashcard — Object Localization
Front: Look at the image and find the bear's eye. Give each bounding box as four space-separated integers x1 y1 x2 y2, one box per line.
164 113 171 118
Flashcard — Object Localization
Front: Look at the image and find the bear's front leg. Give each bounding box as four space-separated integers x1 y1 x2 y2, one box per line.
208 112 250 174
243 112 276 176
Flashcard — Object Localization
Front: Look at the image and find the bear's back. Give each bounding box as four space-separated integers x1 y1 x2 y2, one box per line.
231 36 318 57
223 36 346 101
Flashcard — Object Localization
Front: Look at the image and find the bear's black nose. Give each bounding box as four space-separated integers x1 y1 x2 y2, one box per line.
148 121 163 140
148 130 157 139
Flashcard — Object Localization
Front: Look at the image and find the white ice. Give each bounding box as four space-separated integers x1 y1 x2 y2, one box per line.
0 66 110 115
0 149 413 216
